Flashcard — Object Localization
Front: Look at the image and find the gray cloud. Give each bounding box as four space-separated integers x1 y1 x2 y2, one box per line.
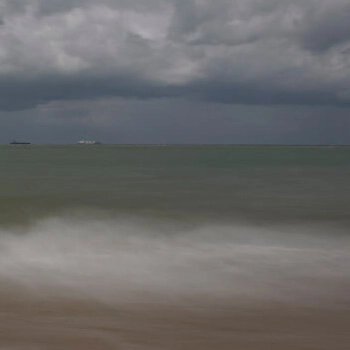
295 2 350 52
0 0 350 111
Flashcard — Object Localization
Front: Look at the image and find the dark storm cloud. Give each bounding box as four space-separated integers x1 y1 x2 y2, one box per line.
0 74 183 111
0 0 350 111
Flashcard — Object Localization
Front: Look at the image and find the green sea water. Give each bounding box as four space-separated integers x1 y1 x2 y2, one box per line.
1 145 349 226
0 145 349 309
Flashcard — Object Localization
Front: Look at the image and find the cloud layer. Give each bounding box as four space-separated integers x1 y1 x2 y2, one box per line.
1 0 350 110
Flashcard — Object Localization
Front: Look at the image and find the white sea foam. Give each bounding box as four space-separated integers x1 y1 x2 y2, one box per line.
0 215 349 305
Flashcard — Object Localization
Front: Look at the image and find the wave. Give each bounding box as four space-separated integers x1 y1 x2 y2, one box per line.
0 213 349 306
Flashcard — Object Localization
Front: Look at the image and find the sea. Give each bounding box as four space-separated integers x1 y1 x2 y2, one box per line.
0 145 349 349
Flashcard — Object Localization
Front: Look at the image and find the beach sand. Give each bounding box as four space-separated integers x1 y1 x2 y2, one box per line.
1 293 349 349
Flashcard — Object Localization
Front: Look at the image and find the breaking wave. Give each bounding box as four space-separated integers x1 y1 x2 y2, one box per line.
0 213 349 306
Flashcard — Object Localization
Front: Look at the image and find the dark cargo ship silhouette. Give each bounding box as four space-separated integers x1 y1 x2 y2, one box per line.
10 140 31 145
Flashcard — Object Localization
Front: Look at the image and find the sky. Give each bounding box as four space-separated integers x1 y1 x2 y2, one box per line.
0 0 350 144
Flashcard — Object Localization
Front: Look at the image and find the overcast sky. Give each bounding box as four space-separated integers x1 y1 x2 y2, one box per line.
1 0 350 144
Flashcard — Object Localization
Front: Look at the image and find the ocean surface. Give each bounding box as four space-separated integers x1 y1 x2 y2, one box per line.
1 145 349 349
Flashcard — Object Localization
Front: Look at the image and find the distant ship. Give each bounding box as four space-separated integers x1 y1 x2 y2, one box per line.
10 140 31 145
77 140 102 145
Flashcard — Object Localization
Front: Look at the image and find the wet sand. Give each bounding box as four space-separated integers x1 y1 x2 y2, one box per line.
1 294 349 349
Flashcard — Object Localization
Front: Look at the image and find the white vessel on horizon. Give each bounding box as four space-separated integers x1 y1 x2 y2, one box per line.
77 140 102 145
